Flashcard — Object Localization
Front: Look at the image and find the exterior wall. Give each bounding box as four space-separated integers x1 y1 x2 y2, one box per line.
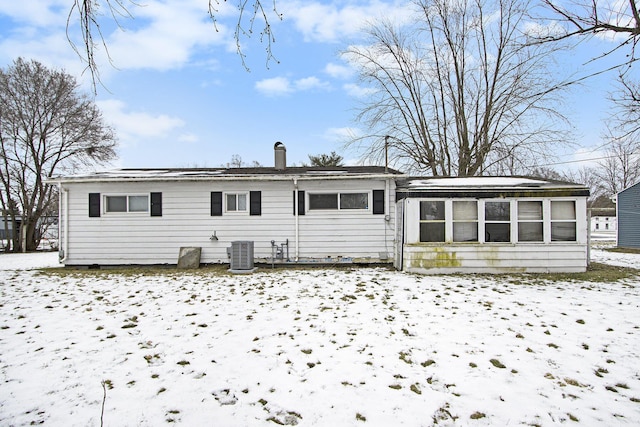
590 216 617 232
400 196 589 274
60 178 395 266
617 183 640 249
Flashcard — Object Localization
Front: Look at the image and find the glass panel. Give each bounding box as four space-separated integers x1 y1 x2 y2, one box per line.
226 194 237 211
485 202 510 221
485 223 510 242
551 201 576 220
453 201 478 221
128 196 148 212
106 196 126 212
453 222 478 242
420 201 445 220
518 222 543 242
420 223 445 242
309 193 338 210
237 194 247 211
340 193 368 209
552 223 576 241
518 201 542 220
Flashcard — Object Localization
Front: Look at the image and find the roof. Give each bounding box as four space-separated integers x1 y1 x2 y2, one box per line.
47 166 403 183
396 176 590 198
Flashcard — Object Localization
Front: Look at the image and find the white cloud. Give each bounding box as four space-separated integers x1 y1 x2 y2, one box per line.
0 0 68 27
255 77 293 96
344 83 375 98
295 76 331 91
97 99 185 145
325 62 354 79
323 127 361 142
282 0 414 43
256 75 331 96
178 133 199 143
103 0 229 70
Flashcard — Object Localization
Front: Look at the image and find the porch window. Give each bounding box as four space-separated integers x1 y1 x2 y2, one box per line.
105 195 149 213
485 201 510 242
551 201 576 241
453 201 478 242
226 193 247 212
518 201 543 241
419 201 445 242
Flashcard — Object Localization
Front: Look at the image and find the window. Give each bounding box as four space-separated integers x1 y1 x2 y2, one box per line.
226 193 247 212
453 201 478 242
419 201 445 242
308 192 369 210
518 201 543 242
551 201 576 241
340 193 368 209
105 195 149 213
485 201 511 242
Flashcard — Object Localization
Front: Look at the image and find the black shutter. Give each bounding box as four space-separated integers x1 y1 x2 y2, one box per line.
250 191 261 216
293 190 305 215
373 190 385 215
89 193 101 217
211 192 222 216
150 192 162 216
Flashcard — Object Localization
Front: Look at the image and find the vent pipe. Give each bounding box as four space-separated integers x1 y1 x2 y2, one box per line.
274 142 286 170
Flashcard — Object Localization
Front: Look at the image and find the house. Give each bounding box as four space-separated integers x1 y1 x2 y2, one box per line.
617 181 640 249
394 177 590 273
48 144 591 273
590 208 616 233
48 144 400 267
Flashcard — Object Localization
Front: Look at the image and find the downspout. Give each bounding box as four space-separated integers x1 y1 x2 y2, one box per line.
385 178 391 259
59 183 68 263
293 177 299 262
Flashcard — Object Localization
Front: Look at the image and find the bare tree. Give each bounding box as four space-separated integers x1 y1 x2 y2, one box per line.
68 0 282 88
343 0 570 176
540 0 639 64
594 138 640 194
0 58 117 252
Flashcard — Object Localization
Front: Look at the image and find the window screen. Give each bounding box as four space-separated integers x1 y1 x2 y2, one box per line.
485 201 510 242
419 201 445 242
340 193 368 209
453 201 478 242
518 201 543 241
551 201 577 241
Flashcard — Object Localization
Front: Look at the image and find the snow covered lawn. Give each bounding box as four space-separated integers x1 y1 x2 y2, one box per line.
0 251 639 426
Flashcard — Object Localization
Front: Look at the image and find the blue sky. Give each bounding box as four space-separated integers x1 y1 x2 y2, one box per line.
0 0 628 171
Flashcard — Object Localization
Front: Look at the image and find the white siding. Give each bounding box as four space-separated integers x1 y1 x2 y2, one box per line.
400 196 589 273
61 178 396 266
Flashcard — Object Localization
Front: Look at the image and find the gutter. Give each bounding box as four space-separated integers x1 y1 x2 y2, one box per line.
45 173 404 185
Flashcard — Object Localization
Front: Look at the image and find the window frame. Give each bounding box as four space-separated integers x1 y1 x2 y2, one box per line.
550 200 577 242
419 200 446 243
484 200 512 243
517 200 544 242
225 192 248 213
307 191 371 212
452 200 479 243
103 194 150 214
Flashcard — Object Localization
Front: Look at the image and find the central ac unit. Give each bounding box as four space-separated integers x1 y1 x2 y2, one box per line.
230 241 254 270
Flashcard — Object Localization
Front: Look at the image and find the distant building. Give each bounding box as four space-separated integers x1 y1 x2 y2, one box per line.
590 208 617 233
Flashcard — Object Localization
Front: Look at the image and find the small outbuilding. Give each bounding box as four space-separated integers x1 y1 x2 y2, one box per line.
394 177 590 274
617 181 640 249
